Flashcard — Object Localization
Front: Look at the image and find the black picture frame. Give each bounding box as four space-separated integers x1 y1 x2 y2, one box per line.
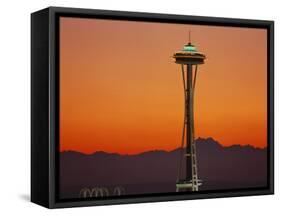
31 6 274 208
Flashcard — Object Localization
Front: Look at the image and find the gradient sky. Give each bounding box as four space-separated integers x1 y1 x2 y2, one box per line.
60 17 267 154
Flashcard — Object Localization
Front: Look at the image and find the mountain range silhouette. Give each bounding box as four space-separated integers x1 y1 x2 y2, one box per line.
59 137 267 199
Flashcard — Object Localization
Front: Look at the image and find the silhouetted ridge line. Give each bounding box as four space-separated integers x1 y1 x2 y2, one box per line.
60 137 266 156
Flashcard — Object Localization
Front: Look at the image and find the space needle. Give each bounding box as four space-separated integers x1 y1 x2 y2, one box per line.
173 31 206 192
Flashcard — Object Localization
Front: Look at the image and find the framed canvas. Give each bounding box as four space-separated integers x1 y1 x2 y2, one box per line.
31 6 274 208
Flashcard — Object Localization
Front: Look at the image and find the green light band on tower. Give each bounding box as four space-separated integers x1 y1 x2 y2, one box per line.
182 45 197 52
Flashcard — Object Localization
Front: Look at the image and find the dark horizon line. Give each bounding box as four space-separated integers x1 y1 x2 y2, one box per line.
60 137 267 156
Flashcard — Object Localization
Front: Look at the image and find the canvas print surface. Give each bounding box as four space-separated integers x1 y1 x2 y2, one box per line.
59 17 267 200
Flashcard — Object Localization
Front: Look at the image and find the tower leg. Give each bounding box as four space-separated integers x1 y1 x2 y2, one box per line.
185 64 192 185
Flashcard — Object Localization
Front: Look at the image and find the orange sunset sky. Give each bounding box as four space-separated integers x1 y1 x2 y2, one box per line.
59 17 267 154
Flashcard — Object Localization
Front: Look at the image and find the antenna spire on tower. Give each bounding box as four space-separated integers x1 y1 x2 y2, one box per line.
189 30 191 44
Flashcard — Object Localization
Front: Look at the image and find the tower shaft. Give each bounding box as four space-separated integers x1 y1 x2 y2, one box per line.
176 64 199 192
185 64 193 181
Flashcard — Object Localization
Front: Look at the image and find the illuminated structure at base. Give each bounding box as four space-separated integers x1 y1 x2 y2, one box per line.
173 32 206 192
